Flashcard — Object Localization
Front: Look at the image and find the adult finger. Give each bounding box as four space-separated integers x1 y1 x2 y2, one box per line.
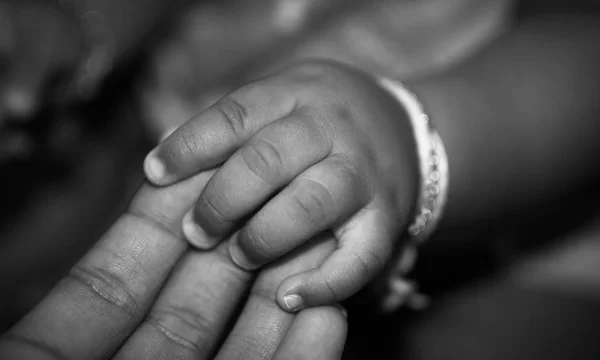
114 240 251 360
273 306 347 360
214 233 337 360
0 171 214 360
229 155 369 270
144 78 297 185
182 111 332 248
276 204 399 312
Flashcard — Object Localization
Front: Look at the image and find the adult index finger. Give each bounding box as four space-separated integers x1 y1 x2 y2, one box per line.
114 240 251 360
0 171 215 360
214 233 337 360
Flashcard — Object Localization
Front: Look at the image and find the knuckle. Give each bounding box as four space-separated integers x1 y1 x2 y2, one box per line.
172 128 206 161
319 274 339 303
333 154 370 195
125 208 180 242
240 139 284 184
216 96 250 139
333 154 360 179
196 190 234 230
67 263 142 319
290 179 334 225
146 306 215 353
242 227 276 261
249 285 277 303
0 332 69 360
143 255 249 354
286 61 349 95
294 108 335 150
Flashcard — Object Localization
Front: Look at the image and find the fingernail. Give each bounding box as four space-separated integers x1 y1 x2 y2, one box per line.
182 211 219 249
144 152 166 184
282 294 305 312
336 305 348 319
229 240 258 271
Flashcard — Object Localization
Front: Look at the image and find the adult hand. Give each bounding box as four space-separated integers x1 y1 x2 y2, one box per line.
0 170 347 359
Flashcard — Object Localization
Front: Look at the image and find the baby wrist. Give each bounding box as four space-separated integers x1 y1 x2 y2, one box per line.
375 76 450 312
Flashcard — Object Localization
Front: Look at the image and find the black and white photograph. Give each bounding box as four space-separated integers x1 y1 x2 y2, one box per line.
1 1 600 359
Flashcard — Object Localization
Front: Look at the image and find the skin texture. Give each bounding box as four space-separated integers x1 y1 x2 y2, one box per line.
0 170 347 359
144 13 600 315
3 4 600 358
144 61 420 312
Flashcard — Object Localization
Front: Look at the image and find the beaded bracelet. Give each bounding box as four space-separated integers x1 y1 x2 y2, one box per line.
376 77 449 312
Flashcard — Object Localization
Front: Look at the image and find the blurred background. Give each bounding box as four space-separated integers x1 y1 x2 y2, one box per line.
1 0 600 359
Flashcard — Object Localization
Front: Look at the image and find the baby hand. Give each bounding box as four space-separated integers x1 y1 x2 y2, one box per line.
144 61 419 311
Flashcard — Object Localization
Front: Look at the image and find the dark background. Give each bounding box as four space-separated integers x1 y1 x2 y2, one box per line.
1 1 600 359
